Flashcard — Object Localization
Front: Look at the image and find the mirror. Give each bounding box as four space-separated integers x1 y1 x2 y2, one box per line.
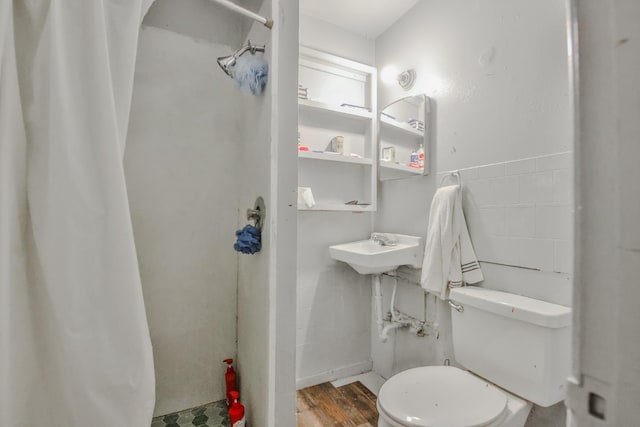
378 94 430 181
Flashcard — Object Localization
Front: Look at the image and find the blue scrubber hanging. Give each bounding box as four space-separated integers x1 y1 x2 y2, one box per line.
234 225 262 255
230 55 268 96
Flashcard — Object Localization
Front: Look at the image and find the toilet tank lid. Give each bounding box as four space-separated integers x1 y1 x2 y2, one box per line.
449 286 571 328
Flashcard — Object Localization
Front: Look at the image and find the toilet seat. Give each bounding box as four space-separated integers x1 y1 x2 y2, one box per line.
377 366 508 427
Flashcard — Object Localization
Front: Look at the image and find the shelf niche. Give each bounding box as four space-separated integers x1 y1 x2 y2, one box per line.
297 46 377 212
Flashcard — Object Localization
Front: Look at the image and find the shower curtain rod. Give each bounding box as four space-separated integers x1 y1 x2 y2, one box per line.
209 0 273 29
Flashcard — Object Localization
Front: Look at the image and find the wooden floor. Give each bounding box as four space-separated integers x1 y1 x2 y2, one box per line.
296 381 379 427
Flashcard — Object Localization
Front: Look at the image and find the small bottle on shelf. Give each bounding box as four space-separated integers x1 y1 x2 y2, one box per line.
417 144 425 168
410 149 419 168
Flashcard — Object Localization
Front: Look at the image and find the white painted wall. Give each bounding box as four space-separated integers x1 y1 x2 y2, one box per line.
144 0 244 46
125 25 241 416
300 0 420 40
372 1 573 426
296 213 373 387
300 15 375 66
296 18 376 388
376 0 572 171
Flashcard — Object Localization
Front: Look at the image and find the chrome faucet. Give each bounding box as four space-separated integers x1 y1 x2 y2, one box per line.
371 233 397 246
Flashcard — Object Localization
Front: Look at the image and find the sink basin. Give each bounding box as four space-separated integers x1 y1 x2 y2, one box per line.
329 233 424 275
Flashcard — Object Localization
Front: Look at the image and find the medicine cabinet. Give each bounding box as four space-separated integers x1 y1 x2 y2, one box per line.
378 94 431 181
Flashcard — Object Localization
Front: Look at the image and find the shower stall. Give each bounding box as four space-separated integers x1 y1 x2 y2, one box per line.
127 0 298 425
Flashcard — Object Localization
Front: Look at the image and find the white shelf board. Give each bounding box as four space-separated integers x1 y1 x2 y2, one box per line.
298 151 372 165
299 99 373 122
298 203 374 212
379 162 424 174
380 115 424 138
378 162 424 181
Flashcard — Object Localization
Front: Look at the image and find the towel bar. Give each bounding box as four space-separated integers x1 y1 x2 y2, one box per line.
440 170 462 187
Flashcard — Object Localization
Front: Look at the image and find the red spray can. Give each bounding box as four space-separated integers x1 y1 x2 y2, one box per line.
223 358 237 407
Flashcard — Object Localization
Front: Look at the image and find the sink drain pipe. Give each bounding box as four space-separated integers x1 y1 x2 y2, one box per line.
374 274 404 342
373 274 385 340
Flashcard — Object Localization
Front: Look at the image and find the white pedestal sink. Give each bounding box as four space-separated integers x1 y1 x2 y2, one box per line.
329 233 424 275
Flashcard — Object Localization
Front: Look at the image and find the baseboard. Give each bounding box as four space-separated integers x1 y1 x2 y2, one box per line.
296 360 373 390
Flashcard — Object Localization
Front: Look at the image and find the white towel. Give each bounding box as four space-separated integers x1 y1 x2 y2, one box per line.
421 185 483 299
297 187 316 209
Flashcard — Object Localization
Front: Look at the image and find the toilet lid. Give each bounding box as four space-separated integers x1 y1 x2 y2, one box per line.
377 366 508 427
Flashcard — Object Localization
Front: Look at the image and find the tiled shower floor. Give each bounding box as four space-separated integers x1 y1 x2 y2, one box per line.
151 400 230 427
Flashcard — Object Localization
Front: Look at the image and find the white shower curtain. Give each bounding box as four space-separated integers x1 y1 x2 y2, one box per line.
1 1 155 426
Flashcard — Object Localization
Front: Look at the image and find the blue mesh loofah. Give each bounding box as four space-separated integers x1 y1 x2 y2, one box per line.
230 55 268 96
234 225 262 254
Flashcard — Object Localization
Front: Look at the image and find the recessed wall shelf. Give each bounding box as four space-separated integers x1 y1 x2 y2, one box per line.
298 151 372 165
380 162 423 174
298 203 374 213
380 115 423 138
299 99 373 122
378 162 424 181
297 46 377 212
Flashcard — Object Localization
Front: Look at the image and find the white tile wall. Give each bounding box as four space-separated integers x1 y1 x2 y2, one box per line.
535 205 573 240
519 171 554 203
478 263 572 306
440 152 574 274
536 152 572 172
477 163 505 179
552 169 572 204
554 240 573 276
505 158 536 176
505 205 535 237
479 207 506 236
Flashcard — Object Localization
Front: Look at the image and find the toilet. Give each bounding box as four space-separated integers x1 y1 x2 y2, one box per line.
377 286 572 427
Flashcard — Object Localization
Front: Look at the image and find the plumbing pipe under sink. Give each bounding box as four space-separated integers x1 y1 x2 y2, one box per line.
390 274 400 323
374 274 386 341
374 273 408 342
381 322 404 341
374 273 434 342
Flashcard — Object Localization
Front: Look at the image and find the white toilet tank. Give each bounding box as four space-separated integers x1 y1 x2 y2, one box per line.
449 286 571 407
